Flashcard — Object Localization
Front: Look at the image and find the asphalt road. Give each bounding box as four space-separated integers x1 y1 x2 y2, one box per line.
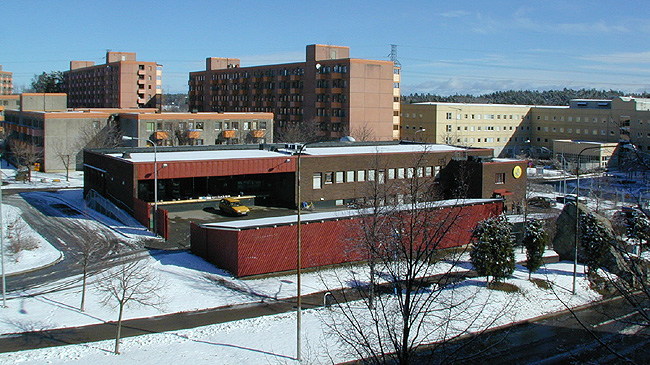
416 295 650 364
3 191 146 295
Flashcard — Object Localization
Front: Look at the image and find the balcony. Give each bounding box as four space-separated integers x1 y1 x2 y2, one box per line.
250 129 265 138
222 130 236 138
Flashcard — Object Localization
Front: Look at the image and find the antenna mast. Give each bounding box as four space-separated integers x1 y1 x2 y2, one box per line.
389 44 401 67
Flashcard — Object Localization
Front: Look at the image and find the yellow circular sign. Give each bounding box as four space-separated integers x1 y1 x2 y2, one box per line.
513 165 522 179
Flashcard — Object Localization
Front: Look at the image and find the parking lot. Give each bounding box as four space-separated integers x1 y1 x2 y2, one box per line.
163 199 319 248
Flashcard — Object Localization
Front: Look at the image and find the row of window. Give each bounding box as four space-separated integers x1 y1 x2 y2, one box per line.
312 166 441 189
145 120 268 132
442 112 525 121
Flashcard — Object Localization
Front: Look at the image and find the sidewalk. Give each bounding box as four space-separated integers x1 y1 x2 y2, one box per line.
0 255 559 353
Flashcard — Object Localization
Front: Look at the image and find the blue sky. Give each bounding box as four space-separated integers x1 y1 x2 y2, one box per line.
2 0 650 95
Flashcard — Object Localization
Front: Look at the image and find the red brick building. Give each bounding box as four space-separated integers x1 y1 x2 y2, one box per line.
189 44 400 141
191 199 502 277
65 52 162 109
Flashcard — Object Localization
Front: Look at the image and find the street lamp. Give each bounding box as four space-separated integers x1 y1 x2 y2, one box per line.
573 144 606 294
414 128 426 142
295 141 313 362
0 154 5 307
122 136 162 234
294 137 353 361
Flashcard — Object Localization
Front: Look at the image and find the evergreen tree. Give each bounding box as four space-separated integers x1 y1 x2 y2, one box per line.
580 211 614 274
30 71 65 93
523 219 548 279
470 215 515 285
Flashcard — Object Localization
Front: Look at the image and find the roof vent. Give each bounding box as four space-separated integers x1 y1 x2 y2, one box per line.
122 151 131 159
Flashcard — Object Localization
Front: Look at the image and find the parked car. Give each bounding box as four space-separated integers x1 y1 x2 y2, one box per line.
555 194 587 204
219 198 250 216
527 196 556 208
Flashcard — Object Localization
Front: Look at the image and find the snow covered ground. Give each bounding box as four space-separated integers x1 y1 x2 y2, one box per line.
0 258 598 364
0 162 604 363
1 159 84 190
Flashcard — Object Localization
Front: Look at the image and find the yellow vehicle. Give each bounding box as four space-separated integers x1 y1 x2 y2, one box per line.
219 197 250 216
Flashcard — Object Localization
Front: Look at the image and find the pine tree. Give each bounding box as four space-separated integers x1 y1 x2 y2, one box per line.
470 215 515 285
580 212 614 274
523 219 548 279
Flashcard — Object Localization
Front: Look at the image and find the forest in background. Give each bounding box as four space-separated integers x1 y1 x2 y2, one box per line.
402 88 650 106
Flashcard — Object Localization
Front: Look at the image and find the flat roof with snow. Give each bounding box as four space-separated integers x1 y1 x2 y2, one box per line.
202 198 501 230
109 143 474 163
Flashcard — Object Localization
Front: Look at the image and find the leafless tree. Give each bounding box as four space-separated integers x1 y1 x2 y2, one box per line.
96 257 165 354
6 216 39 261
71 230 118 312
9 139 42 182
77 116 123 150
348 123 376 142
275 118 321 143
51 139 75 181
321 149 508 364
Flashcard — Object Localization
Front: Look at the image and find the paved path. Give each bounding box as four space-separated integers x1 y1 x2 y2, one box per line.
0 256 559 353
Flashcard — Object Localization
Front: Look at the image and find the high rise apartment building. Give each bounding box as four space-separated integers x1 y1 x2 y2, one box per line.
401 96 650 157
188 44 399 141
64 52 162 109
0 65 13 95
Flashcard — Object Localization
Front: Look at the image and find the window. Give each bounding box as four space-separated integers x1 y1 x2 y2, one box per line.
397 168 405 179
393 82 399 88
335 171 344 183
357 170 366 182
313 173 322 189
324 172 333 184
425 166 432 176
259 121 267 129
346 170 355 182
243 122 250 130
495 173 505 184
407 167 414 178
146 122 155 132
215 122 222 130
378 169 385 184
196 122 204 130
388 168 396 179
368 170 376 181
232 121 239 129
446 112 452 120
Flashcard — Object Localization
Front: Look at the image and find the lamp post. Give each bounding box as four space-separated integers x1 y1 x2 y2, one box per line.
123 136 160 234
295 142 308 362
573 144 605 294
414 128 426 142
0 154 5 308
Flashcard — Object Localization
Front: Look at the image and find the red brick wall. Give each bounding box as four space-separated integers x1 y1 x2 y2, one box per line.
193 200 503 277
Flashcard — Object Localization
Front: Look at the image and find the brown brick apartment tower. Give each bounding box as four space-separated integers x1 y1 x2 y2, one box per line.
188 44 400 141
64 52 162 109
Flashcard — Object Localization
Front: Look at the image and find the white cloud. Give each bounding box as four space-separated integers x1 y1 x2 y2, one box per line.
440 10 471 18
581 51 650 64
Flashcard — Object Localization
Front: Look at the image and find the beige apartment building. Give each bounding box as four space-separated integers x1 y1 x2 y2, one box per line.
402 96 650 157
64 52 162 109
401 102 533 156
2 92 273 171
189 44 399 142
119 112 274 147
0 65 12 95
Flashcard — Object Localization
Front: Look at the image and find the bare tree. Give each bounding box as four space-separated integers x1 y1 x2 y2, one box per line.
9 139 42 182
6 216 39 262
71 230 118 312
275 118 321 143
96 257 165 354
322 149 507 364
77 116 123 150
348 123 376 142
51 139 75 181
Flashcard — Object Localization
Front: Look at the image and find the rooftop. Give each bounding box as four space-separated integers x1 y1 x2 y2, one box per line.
202 198 500 230
108 143 476 163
